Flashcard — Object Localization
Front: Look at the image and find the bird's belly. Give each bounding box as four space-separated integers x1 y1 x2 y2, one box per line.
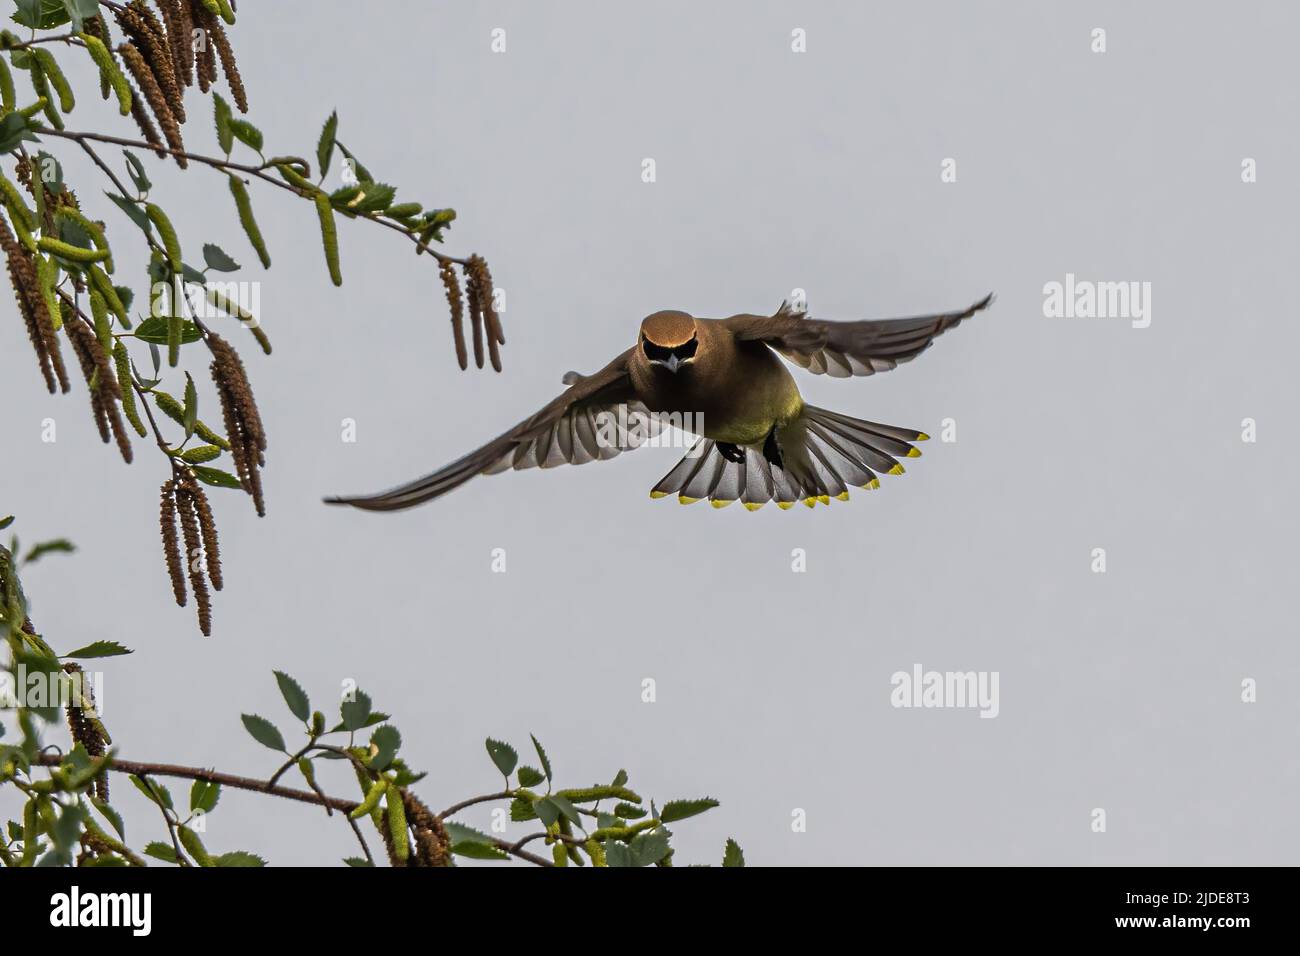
641 369 802 446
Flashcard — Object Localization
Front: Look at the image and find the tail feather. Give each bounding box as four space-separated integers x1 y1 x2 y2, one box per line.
648 404 925 509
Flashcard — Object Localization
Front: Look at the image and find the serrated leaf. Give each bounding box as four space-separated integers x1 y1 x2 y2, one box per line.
240 714 285 752
613 802 646 820
335 141 371 183
533 797 560 828
317 111 338 178
213 851 265 867
202 243 240 272
509 796 537 822
129 775 172 810
530 734 551 782
122 150 150 194
722 838 744 867
445 822 507 860
485 738 517 778
133 316 201 345
190 779 220 814
190 465 242 489
228 119 263 152
272 671 310 722
61 640 132 659
87 796 124 840
611 768 628 788
143 841 178 864
340 690 372 732
213 93 233 155
343 856 372 867
369 724 400 771
659 798 720 824
516 766 545 788
604 841 632 867
628 830 671 868
0 516 13 530
104 191 151 235
550 795 581 827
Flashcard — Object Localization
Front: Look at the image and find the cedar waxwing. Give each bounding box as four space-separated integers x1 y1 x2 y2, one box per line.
325 294 993 511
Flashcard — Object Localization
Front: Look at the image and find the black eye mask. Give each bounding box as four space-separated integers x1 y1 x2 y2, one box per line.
643 335 698 362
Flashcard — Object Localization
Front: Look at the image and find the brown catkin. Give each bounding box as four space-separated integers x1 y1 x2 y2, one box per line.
195 6 245 112
187 477 222 590
439 259 467 370
0 215 67 393
118 43 185 167
159 480 187 606
64 319 111 444
207 330 266 516
192 2 219 92
174 480 211 635
468 254 503 371
463 260 485 369
117 0 184 123
125 78 167 158
403 790 451 867
154 0 190 91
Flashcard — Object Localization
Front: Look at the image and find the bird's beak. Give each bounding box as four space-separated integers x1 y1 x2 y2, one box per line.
663 354 681 374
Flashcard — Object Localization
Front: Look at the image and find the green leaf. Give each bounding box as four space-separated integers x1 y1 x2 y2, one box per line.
22 539 74 564
722 838 745 868
549 795 581 827
445 822 507 860
611 769 628 788
339 689 372 732
87 796 125 840
516 766 545 788
213 851 265 867
335 141 371 183
659 798 720 824
103 191 151 235
133 316 201 345
604 841 632 867
613 802 646 820
509 796 537 822
369 724 400 771
485 738 517 778
129 775 173 810
628 830 672 867
317 110 338 178
0 112 31 154
34 151 64 194
122 150 150 194
190 465 243 489
61 640 132 659
190 780 220 814
60 0 97 32
0 516 13 531
272 671 310 722
13 0 70 29
228 118 263 152
343 856 372 867
240 713 286 752
212 93 233 154
202 242 240 272
143 841 179 864
530 734 552 783
533 797 560 828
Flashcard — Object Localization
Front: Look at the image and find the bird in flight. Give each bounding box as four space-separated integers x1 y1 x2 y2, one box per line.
326 293 993 511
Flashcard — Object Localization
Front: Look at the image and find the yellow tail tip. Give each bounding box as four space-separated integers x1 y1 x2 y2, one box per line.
678 495 699 505
888 464 905 476
916 432 931 441
743 501 765 511
835 491 850 501
711 498 735 509
777 501 794 510
802 497 817 508
649 490 668 499
817 495 830 506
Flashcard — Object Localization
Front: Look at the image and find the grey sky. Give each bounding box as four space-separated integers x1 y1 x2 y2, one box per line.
3 0 1298 865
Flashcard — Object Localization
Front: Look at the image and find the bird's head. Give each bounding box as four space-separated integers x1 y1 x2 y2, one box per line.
639 310 699 374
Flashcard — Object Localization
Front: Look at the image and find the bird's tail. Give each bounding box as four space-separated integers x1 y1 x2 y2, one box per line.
648 405 927 510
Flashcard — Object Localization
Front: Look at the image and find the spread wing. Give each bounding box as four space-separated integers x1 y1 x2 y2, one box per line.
325 350 641 511
725 293 993 378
